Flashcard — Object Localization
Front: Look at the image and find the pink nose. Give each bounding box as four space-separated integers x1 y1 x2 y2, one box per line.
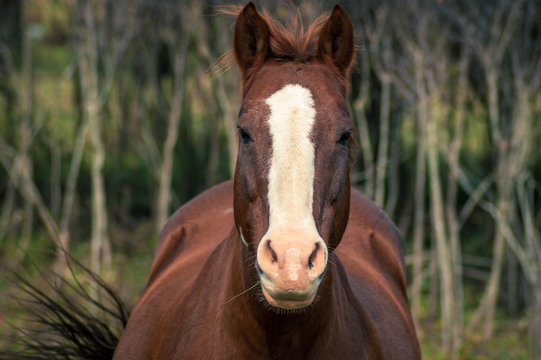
256 228 327 309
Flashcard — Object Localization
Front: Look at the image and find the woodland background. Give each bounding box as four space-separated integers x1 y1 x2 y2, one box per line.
0 0 540 359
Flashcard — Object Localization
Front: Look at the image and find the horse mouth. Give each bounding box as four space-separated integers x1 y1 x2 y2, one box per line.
260 284 317 309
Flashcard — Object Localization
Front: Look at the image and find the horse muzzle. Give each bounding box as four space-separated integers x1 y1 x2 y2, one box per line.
255 226 327 309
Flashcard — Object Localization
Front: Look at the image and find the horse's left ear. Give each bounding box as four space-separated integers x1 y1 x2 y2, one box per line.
317 5 355 76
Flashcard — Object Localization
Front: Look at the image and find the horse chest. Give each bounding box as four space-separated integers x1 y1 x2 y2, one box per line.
173 314 368 360
158 280 367 359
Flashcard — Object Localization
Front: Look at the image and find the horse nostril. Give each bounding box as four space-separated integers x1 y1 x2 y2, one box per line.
308 242 320 270
266 239 278 263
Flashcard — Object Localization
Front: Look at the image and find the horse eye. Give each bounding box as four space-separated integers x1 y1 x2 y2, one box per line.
238 127 253 144
338 132 350 146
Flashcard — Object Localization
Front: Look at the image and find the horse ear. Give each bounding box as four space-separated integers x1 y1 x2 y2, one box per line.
317 5 355 76
233 2 270 76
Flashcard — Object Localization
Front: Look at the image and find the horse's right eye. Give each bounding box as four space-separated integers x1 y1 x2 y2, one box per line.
238 127 253 144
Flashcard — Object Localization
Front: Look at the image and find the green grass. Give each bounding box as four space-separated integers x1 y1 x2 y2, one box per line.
420 318 530 360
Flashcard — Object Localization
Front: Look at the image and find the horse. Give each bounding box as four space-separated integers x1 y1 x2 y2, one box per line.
113 3 421 359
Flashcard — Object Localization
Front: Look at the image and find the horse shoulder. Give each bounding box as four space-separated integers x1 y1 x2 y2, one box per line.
114 180 235 359
148 180 235 284
336 187 421 359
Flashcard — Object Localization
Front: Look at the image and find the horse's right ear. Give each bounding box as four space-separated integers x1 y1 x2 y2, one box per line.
233 2 270 76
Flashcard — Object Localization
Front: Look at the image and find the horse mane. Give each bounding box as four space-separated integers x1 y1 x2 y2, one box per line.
211 5 329 77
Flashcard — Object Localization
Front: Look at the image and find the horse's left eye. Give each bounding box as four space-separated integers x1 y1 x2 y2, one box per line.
338 132 350 146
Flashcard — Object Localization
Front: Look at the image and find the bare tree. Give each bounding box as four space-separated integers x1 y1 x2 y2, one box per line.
73 0 136 277
361 5 394 208
502 2 541 353
390 1 469 354
444 46 470 358
0 4 58 257
155 25 188 231
351 47 375 199
444 0 527 339
75 0 111 279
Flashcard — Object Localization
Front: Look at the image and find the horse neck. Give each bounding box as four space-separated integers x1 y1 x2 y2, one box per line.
212 234 384 358
253 266 337 347
221 231 339 342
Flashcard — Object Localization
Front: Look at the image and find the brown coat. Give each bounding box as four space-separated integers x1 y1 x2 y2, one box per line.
113 181 420 359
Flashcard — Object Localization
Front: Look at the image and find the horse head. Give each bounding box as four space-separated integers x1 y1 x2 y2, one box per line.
232 2 355 310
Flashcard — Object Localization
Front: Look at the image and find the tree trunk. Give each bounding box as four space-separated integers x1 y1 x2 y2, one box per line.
205 89 220 188
415 50 455 351
50 140 62 220
410 53 427 334
155 38 187 231
55 119 89 275
374 72 391 208
426 92 454 354
214 76 239 176
0 145 59 245
14 6 34 263
89 94 109 278
428 244 439 319
77 0 111 279
353 51 374 198
53 50 88 275
468 67 506 339
445 48 469 358
15 157 33 263
509 85 539 357
530 285 541 357
0 178 15 244
385 115 399 217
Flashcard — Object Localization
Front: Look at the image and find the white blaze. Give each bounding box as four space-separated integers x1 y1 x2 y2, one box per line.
265 84 318 233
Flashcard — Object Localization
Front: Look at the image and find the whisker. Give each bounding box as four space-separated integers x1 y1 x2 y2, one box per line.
222 281 261 305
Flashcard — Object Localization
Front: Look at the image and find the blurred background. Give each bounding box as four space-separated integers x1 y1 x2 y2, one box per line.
0 0 540 358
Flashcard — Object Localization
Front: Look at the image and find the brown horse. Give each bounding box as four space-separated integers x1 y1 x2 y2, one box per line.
114 3 420 359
